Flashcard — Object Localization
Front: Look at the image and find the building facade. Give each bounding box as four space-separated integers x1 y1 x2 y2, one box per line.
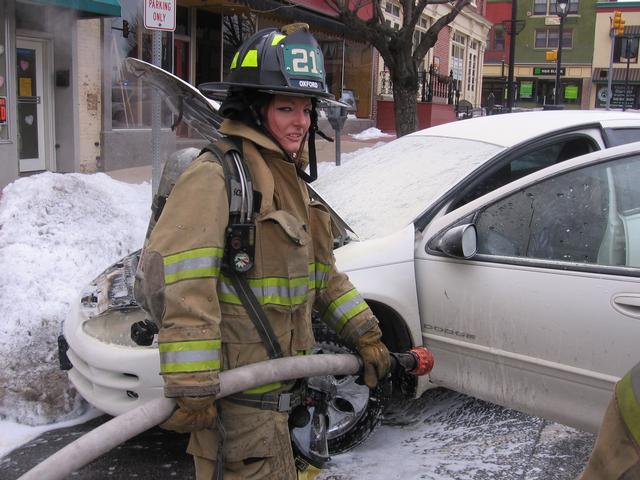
483 0 597 110
482 0 511 107
101 0 377 170
0 0 120 189
591 1 640 109
376 0 492 108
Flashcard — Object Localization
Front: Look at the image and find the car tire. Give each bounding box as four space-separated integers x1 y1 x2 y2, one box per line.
308 323 392 454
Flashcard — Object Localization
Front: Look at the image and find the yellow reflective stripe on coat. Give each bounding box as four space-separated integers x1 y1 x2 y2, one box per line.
218 274 309 306
322 288 368 333
159 339 221 374
243 382 282 394
163 247 224 284
616 361 640 445
309 262 330 290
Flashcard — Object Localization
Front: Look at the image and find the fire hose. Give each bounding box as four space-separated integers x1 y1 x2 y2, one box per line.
18 348 433 480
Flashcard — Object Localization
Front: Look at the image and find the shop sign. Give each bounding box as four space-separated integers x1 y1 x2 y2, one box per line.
520 81 533 99
596 85 635 108
144 0 176 31
0 97 6 125
564 85 578 100
533 67 565 76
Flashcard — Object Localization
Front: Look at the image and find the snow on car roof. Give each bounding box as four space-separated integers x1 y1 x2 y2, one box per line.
410 110 640 148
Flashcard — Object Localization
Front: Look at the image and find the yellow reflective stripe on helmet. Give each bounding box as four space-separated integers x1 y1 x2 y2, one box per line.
616 362 640 445
322 289 369 333
243 382 282 394
164 247 224 284
230 51 239 69
271 34 286 46
241 49 258 67
159 339 221 374
217 274 309 307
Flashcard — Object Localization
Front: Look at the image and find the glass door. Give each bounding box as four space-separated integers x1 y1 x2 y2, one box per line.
16 38 47 172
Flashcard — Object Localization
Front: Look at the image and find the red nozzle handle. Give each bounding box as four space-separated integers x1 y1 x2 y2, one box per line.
408 347 434 376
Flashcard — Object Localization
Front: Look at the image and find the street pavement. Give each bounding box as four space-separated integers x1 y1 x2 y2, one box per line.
0 388 594 480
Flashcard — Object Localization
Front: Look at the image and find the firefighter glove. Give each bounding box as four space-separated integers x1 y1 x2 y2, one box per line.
160 396 217 433
354 326 391 389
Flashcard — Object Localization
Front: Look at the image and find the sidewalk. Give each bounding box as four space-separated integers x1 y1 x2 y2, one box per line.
106 132 395 184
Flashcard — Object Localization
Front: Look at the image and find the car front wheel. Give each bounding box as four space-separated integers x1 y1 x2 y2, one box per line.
290 324 391 458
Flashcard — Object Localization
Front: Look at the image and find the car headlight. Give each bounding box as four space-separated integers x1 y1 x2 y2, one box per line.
83 307 148 347
79 251 151 347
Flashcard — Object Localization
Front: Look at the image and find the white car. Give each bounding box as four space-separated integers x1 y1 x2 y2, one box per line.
60 59 640 454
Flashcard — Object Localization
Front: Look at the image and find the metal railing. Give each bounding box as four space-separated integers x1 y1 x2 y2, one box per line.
379 66 459 105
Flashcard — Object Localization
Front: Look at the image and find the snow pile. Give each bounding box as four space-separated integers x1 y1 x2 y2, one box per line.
349 127 394 141
0 172 150 425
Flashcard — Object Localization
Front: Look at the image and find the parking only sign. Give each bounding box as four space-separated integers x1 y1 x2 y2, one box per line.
144 0 176 31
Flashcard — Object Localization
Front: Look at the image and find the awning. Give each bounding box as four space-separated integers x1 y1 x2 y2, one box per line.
26 0 121 17
243 0 348 36
593 67 640 85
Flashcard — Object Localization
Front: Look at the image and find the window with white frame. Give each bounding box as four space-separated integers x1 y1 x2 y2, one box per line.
385 2 400 17
466 40 478 92
451 33 466 87
414 30 422 49
532 0 579 16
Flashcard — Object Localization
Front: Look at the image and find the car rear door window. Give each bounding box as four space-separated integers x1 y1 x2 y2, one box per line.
474 154 640 269
452 135 598 209
603 128 640 147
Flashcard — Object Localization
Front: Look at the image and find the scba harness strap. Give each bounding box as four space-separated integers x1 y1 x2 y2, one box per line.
201 140 303 414
199 139 284 361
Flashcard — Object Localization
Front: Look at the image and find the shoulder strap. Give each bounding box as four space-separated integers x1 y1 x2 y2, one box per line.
202 138 283 360
200 138 255 223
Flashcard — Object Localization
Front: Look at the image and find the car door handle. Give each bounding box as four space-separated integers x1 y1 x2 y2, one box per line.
611 294 640 318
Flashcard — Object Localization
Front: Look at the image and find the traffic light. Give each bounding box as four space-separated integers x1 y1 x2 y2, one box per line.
546 50 557 61
618 17 626 37
122 20 130 38
612 10 623 36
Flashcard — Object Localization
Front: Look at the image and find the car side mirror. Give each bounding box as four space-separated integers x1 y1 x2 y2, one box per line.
436 224 477 259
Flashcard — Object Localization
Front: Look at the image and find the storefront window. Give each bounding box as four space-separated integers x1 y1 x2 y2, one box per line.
319 38 344 97
344 39 372 118
195 10 222 87
110 0 172 129
0 3 9 141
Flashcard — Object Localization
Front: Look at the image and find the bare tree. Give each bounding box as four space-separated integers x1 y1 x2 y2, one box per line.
325 0 470 136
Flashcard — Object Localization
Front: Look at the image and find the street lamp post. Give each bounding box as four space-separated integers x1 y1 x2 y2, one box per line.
554 0 569 105
502 13 525 112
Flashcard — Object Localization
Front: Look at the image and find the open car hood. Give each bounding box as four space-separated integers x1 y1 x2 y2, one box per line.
307 184 358 245
123 58 223 142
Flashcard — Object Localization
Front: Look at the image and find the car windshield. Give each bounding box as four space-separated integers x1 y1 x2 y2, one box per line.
313 135 504 240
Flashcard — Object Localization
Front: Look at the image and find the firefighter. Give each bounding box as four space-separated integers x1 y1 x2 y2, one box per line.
138 23 390 479
577 361 640 480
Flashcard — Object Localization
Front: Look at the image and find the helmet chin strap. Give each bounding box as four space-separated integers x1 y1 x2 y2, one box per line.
294 104 320 183
295 129 317 183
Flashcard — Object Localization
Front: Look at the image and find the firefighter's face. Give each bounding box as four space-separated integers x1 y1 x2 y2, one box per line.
264 95 311 154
